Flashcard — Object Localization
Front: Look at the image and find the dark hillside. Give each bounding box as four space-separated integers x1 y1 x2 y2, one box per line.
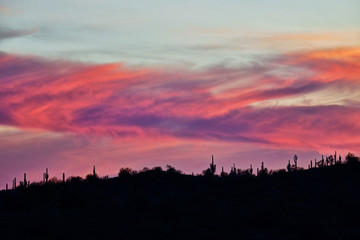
1 155 360 239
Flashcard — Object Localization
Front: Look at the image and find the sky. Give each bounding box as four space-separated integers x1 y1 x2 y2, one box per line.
0 0 359 188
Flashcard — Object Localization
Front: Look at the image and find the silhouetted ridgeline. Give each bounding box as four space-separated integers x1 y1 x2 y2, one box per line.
0 152 360 239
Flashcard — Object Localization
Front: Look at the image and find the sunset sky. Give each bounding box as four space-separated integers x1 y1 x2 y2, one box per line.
0 0 359 188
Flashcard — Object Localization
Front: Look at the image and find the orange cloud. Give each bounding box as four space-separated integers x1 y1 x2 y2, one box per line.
285 47 360 83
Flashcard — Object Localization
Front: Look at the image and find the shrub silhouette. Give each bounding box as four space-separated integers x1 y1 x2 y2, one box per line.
220 166 228 177
166 165 182 174
141 167 150 172
118 167 135 178
236 169 252 177
85 173 99 182
152 166 163 172
346 152 360 165
202 168 213 177
66 176 83 184
49 177 60 183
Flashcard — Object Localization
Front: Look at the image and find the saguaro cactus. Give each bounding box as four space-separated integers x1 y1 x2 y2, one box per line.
259 162 268 175
43 169 48 182
221 166 227 177
210 155 216 175
287 160 291 172
6 183 8 190
293 154 298 170
63 173 65 183
23 173 27 188
230 163 236 175
44 168 49 183
250 164 253 175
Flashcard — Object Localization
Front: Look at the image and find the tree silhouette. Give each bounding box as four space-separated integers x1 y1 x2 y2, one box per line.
118 167 135 178
346 152 360 165
166 165 182 174
152 166 163 172
202 168 213 177
66 176 83 184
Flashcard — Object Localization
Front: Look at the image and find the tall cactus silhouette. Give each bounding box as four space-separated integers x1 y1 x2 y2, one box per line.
250 164 253 175
23 173 27 188
44 168 49 183
210 155 216 175
63 173 65 183
259 161 268 176
287 160 291 172
293 154 298 170
230 163 236 175
93 166 96 176
329 155 334 165
220 166 227 177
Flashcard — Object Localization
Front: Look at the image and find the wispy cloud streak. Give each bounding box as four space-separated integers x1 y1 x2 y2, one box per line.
0 47 359 152
0 27 38 41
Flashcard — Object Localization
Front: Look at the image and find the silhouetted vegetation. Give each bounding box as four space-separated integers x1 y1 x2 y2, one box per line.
165 164 182 175
0 152 360 239
346 152 360 165
118 167 135 178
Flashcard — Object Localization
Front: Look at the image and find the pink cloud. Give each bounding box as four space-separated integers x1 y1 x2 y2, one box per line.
1 48 360 146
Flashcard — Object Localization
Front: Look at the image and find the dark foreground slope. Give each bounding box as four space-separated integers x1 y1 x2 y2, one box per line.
1 163 360 239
